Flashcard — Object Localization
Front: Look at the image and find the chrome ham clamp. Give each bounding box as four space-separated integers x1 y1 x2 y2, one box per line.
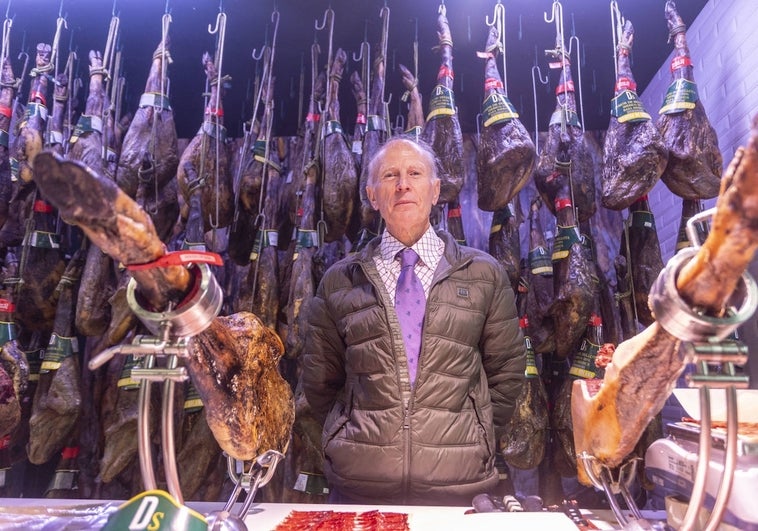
580 207 757 531
205 449 285 531
88 261 223 505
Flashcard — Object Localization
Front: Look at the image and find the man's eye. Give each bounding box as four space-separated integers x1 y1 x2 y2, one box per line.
382 172 396 180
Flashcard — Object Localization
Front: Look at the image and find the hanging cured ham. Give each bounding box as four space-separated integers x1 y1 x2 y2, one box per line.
72 50 117 337
533 46 596 223
573 115 758 482
617 196 664 327
235 78 283 330
176 53 234 234
601 19 668 211
355 8 389 249
32 151 295 463
398 63 423 138
657 0 722 200
548 186 594 360
421 7 464 204
476 25 535 212
117 38 178 201
525 199 555 354
0 58 16 229
488 204 520 295
321 48 358 243
27 249 85 464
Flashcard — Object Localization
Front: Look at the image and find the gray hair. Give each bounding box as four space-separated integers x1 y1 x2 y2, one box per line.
366 136 440 188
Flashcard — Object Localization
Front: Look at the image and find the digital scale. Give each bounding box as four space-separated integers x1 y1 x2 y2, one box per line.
645 421 758 530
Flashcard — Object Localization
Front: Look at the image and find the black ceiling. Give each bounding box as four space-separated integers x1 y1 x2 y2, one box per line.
9 0 708 138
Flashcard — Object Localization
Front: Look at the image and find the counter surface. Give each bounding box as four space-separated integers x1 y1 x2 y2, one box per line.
0 497 664 530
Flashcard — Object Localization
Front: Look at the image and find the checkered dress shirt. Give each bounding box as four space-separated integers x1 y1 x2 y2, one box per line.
373 225 444 302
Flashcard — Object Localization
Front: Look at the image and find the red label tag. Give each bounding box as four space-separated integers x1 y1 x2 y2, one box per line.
484 78 503 91
447 207 462 218
519 316 529 329
34 200 54 213
437 65 454 81
588 313 603 327
0 105 11 118
205 106 224 117
61 446 80 459
555 81 575 95
615 77 637 92
0 299 14 313
0 435 10 449
670 56 692 72
126 251 224 271
554 198 573 211
355 113 366 125
306 112 320 122
632 194 648 204
30 90 47 106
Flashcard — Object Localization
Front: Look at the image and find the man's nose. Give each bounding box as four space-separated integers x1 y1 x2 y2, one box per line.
395 173 411 190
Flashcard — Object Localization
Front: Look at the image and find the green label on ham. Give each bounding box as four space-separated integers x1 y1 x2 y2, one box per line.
23 230 61 249
528 247 553 276
631 209 655 230
26 348 44 382
611 90 651 123
293 471 330 495
482 93 519 127
184 382 204 413
426 84 456 120
551 225 581 261
659 78 699 114
525 338 539 378
0 321 16 345
117 355 142 390
568 338 600 379
102 489 207 531
549 108 581 128
40 334 78 372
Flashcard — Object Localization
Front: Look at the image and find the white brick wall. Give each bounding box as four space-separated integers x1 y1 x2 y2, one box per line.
640 0 758 261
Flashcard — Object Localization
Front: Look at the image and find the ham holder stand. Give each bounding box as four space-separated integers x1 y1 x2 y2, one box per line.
579 209 758 531
87 261 284 530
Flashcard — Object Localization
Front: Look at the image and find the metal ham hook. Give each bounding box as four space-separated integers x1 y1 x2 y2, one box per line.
531 65 549 155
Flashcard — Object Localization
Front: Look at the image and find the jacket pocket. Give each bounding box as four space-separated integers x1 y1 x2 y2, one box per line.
323 389 354 451
468 392 493 458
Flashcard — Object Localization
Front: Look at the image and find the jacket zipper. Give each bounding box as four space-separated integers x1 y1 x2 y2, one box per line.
402 402 411 500
357 246 474 502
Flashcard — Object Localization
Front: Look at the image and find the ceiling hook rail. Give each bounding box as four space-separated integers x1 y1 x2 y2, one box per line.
102 11 120 93
50 10 68 78
531 64 549 155
160 11 172 99
256 7 280 218
569 34 585 132
544 0 570 118
207 8 228 231
378 5 390 106
0 10 12 69
314 8 335 101
610 1 624 81
352 26 370 107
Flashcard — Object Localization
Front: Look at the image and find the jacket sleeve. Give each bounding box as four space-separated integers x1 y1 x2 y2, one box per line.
302 273 347 426
479 261 526 438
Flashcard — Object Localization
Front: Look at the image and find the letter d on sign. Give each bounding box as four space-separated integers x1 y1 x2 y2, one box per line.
129 495 160 530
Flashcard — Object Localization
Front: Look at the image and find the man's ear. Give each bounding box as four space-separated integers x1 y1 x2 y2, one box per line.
366 186 377 209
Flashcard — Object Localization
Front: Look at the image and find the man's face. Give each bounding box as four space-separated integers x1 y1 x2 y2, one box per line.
366 141 440 246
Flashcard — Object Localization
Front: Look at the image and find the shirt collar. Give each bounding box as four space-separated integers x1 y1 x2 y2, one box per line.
378 225 442 268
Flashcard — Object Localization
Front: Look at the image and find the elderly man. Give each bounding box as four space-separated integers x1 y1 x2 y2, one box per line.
302 136 525 506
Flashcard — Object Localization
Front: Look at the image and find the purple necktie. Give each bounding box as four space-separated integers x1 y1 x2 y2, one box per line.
395 248 425 385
